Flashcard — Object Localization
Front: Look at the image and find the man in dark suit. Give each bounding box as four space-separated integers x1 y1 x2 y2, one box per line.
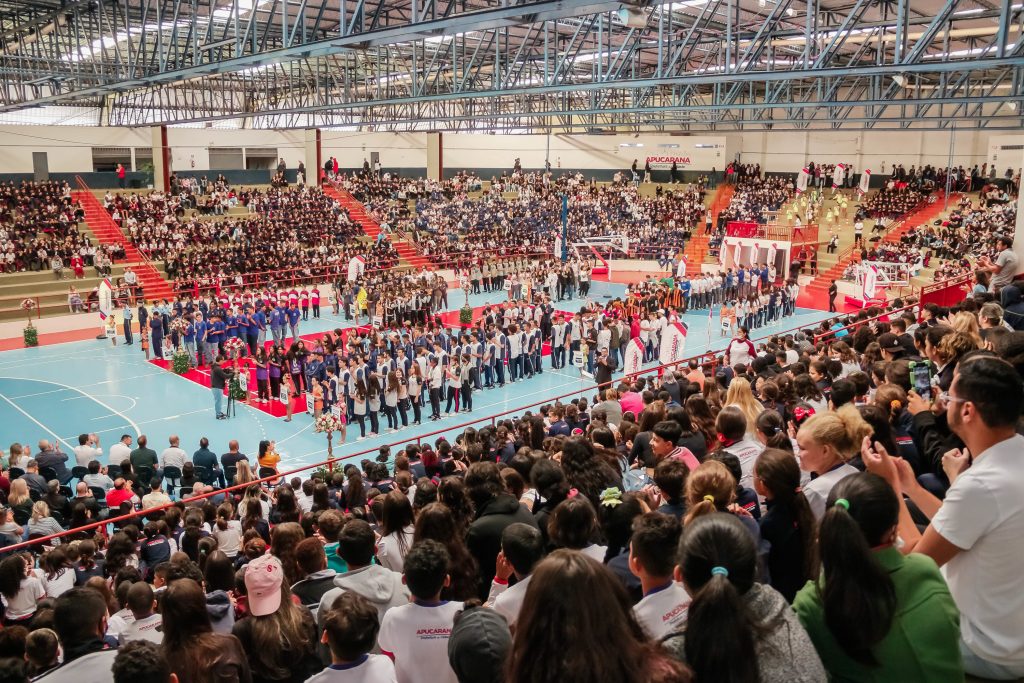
594 348 617 390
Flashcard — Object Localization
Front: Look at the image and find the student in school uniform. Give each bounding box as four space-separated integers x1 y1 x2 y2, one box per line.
378 541 460 683
312 592 397 683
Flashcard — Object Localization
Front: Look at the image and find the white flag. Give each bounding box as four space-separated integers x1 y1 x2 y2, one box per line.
863 264 879 299
858 169 871 196
796 167 810 194
734 240 742 267
832 164 845 188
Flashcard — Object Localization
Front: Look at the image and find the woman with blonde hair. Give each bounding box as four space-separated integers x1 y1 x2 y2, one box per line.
724 377 764 439
233 460 256 487
27 502 64 543
948 311 982 347
7 479 33 526
796 405 873 519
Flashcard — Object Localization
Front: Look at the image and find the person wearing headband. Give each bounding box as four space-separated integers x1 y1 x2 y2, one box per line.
794 472 962 681
663 513 825 682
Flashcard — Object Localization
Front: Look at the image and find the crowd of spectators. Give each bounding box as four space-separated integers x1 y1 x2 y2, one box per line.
0 181 121 276
102 184 400 296
341 172 709 265
716 175 793 227
2 278 1024 681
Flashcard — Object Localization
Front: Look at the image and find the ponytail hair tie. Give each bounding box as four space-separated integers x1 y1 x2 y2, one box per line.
710 566 729 578
703 494 715 504
794 486 803 494
834 498 850 511
890 399 902 410
567 487 579 499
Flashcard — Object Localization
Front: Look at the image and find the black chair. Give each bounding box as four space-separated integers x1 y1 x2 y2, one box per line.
59 485 73 498
106 464 123 480
39 466 58 483
136 467 154 489
194 465 215 486
224 466 237 486
177 486 193 499
71 466 88 482
8 468 23 480
162 466 182 497
28 489 42 502
89 486 108 503
258 467 278 480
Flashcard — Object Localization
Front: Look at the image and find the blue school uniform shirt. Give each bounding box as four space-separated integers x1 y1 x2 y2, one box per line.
287 308 300 326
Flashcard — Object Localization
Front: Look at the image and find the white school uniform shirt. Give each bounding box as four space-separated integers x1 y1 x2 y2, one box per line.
803 463 859 520
508 331 523 357
304 655 397 683
378 600 461 683
551 322 566 346
488 575 532 627
931 434 1024 666
633 582 691 640
639 319 652 342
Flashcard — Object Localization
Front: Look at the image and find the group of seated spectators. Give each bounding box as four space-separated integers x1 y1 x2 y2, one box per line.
342 171 711 267
716 175 793 227
0 181 97 275
859 183 927 220
3 268 1024 680
102 184 402 295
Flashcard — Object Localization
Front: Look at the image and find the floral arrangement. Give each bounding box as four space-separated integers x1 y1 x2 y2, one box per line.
223 337 245 358
459 306 474 325
169 317 190 336
21 298 37 346
171 347 190 375
314 413 343 434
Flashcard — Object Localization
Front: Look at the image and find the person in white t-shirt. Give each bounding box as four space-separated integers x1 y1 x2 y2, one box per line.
629 513 690 639
378 540 460 683
118 582 163 645
485 523 543 627
73 433 103 467
865 357 1024 679
109 434 133 466
311 591 397 683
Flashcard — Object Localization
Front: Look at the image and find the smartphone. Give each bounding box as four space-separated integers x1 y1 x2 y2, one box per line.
911 362 932 401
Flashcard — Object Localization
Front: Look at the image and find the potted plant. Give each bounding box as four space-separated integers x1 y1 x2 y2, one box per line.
171 347 191 375
20 299 37 347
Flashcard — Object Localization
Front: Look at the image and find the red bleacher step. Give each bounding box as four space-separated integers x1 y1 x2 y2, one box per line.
74 189 177 301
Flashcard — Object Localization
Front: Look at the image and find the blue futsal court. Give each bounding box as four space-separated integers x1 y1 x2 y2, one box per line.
0 281 832 475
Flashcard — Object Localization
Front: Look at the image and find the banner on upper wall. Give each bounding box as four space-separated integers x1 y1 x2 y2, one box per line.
644 155 693 171
98 278 113 322
624 338 645 376
658 322 689 368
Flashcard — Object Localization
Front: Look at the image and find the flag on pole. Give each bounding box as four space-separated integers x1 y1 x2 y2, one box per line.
796 167 810 194
733 240 742 267
832 163 846 189
858 169 871 197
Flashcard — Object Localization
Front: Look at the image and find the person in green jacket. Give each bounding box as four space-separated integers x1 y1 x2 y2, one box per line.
793 472 963 682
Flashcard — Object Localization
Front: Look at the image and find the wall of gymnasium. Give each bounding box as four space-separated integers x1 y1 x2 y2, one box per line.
0 124 999 185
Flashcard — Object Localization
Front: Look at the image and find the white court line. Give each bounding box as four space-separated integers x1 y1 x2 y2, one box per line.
60 407 211 441
7 371 174 400
0 391 76 451
0 378 142 438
